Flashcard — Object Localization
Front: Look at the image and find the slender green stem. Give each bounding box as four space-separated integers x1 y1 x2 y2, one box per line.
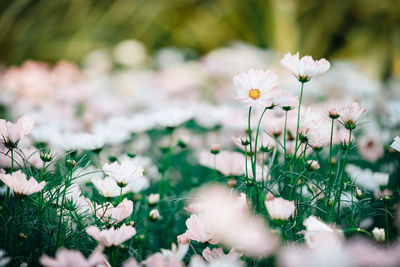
38 161 46 219
294 82 305 157
343 228 374 238
120 186 123 203
253 107 269 181
385 203 389 242
327 118 335 199
55 170 71 250
333 129 352 222
247 107 254 175
283 110 288 168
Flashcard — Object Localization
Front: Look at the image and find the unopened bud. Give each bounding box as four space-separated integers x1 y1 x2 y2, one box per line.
149 209 160 221
148 193 160 205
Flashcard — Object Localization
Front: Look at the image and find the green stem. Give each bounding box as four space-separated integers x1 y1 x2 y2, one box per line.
343 228 374 239
385 203 389 242
283 110 288 168
294 82 305 158
247 107 254 176
55 170 71 250
333 129 352 222
120 186 123 203
253 107 269 182
327 118 335 200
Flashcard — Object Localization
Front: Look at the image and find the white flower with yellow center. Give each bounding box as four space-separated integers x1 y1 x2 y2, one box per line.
233 68 281 110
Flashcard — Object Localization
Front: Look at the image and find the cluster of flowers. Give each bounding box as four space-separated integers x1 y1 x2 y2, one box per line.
0 41 399 266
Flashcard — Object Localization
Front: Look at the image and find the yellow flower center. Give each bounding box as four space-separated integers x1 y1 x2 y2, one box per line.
249 89 261 100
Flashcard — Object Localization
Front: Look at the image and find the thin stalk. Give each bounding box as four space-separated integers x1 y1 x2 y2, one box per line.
334 129 352 222
283 110 288 168
343 228 374 239
253 107 269 181
120 186 123 203
327 118 335 200
385 203 389 242
247 107 254 175
55 170 71 250
294 82 305 157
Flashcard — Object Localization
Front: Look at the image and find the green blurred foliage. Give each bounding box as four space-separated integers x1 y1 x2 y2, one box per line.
0 0 399 78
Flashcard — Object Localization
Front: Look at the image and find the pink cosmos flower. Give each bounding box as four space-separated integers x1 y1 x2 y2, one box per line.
280 52 330 82
202 247 242 263
0 115 34 148
144 253 184 267
265 197 295 220
0 170 46 196
86 224 136 247
233 68 281 110
300 108 331 148
39 246 106 267
96 198 133 224
177 214 217 244
338 102 367 130
184 185 278 258
271 89 298 110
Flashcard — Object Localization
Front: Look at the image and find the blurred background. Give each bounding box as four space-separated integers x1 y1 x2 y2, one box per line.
0 0 399 79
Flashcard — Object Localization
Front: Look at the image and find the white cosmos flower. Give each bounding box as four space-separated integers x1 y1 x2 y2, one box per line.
300 108 331 148
373 172 389 187
0 170 45 196
0 115 35 147
103 159 144 186
280 52 330 82
303 216 341 249
154 107 194 128
92 177 127 197
338 102 367 130
233 68 281 110
390 136 400 152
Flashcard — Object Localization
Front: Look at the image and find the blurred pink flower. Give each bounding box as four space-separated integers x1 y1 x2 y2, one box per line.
280 52 330 82
86 224 136 247
96 198 133 224
0 170 46 196
265 197 295 220
40 246 106 267
177 214 217 244
358 135 384 163
202 247 242 263
185 185 278 258
144 253 184 267
198 150 245 177
233 68 281 110
0 115 34 147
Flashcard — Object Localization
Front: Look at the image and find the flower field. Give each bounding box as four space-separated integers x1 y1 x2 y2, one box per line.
0 41 399 266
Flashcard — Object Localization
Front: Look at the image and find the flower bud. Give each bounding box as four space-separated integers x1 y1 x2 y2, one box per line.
148 193 160 205
210 144 221 155
149 209 160 221
307 160 320 170
372 227 385 242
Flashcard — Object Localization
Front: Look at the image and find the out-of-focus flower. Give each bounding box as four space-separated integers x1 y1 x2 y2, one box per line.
307 160 320 170
346 164 378 192
103 160 144 187
40 246 106 267
0 250 10 267
183 185 278 258
0 115 34 148
391 136 400 152
123 258 141 267
153 107 194 128
86 224 136 247
373 172 389 187
265 197 295 221
338 102 367 130
148 193 160 205
159 243 189 265
233 68 281 110
302 216 341 249
144 252 184 267
92 177 128 198
96 198 133 224
372 227 385 242
113 40 147 67
358 135 384 163
202 247 242 263
177 214 217 244
0 170 45 196
198 150 245 177
245 160 269 182
280 52 330 82
300 108 331 148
